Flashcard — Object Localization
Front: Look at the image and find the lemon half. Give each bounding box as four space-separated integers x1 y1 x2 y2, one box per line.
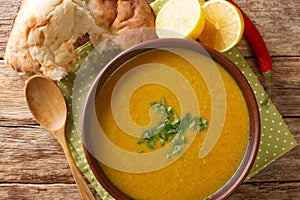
155 0 205 40
199 0 244 52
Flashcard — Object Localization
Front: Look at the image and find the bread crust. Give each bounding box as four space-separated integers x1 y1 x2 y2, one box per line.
4 0 155 80
110 0 155 33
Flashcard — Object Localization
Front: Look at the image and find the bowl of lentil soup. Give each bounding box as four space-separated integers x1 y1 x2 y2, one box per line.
81 38 260 200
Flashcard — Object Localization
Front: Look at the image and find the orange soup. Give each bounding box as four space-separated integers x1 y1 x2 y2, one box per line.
95 49 249 200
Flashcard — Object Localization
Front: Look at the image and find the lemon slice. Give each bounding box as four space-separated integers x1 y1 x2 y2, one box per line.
199 0 244 52
155 0 205 40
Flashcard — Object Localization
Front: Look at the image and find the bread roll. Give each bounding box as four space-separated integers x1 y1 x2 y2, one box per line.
89 0 156 48
4 0 155 80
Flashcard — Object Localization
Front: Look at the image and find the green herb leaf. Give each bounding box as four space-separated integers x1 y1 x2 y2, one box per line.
196 118 209 132
138 98 208 157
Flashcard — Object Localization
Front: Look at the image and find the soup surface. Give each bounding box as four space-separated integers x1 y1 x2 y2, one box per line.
95 49 249 200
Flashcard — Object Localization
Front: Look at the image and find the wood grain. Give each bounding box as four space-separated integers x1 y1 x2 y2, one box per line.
0 182 299 200
0 184 81 200
0 0 299 199
246 57 300 117
0 0 21 58
0 126 73 183
0 61 34 126
236 0 300 57
230 182 300 200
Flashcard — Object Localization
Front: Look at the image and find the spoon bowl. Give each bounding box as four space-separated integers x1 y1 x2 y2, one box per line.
25 75 66 131
25 75 95 200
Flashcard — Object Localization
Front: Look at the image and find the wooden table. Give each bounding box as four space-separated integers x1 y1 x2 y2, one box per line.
0 0 299 199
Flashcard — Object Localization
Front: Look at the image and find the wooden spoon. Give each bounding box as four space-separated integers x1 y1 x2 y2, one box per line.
25 75 96 200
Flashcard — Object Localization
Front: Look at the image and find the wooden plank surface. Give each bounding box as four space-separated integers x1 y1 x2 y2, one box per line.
1 0 299 199
230 182 300 200
0 184 82 200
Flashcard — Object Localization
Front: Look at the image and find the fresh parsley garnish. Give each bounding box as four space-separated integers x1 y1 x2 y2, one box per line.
138 98 208 157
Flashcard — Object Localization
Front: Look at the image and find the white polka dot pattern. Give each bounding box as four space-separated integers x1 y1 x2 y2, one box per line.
223 47 297 178
59 42 116 200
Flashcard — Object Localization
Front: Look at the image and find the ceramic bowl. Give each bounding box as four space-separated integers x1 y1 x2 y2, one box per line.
81 38 260 200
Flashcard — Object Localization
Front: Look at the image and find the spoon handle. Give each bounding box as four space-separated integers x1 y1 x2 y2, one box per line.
56 128 97 200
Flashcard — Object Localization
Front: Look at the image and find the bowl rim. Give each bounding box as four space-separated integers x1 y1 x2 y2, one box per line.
81 38 260 200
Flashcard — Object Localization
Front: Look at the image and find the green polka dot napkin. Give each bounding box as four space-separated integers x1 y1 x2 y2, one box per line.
222 48 297 178
58 42 297 199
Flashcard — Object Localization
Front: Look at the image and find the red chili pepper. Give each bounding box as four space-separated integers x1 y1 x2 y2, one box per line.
226 0 272 104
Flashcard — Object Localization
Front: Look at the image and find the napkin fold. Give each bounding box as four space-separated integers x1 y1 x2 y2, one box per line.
58 42 297 199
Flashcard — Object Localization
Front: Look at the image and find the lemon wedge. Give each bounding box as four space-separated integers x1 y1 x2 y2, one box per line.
199 0 244 52
155 0 205 40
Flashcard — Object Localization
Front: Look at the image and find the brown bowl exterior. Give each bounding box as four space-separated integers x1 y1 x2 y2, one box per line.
82 38 260 200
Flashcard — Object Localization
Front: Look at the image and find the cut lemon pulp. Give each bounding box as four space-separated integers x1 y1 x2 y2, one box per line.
199 0 244 52
155 0 205 40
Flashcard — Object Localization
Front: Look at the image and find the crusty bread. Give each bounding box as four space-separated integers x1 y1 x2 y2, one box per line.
4 0 106 80
86 0 117 29
89 0 156 47
4 0 155 80
111 0 155 33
